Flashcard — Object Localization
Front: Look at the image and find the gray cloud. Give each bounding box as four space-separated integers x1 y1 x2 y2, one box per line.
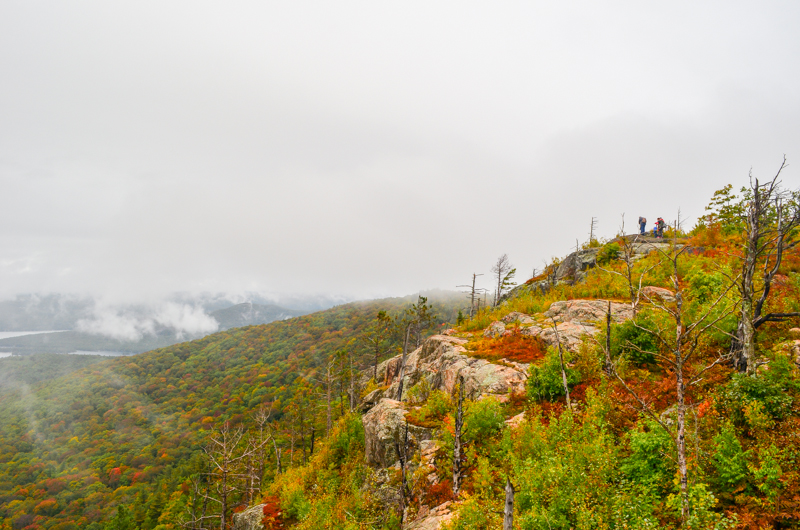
1 1 799 303
76 302 219 341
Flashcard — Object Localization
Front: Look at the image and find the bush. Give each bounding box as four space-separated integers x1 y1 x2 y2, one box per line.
464 398 504 443
611 317 659 366
620 420 675 494
527 347 579 401
327 414 365 467
711 423 749 493
597 242 621 266
720 353 799 425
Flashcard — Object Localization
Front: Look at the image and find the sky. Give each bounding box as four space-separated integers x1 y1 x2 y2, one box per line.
2 0 799 305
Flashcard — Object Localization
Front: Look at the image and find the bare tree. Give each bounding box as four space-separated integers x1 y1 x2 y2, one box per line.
452 375 465 499
731 157 800 373
595 216 657 319
491 255 516 307
192 424 258 530
393 420 410 525
457 273 486 317
609 239 737 526
502 478 515 530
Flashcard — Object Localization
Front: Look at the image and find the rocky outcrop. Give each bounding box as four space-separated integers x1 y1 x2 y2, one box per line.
521 320 599 352
545 299 633 324
640 286 676 303
362 398 433 468
555 248 601 284
231 504 265 530
502 312 534 324
405 502 454 530
365 335 529 406
505 237 686 302
505 300 634 352
483 321 507 338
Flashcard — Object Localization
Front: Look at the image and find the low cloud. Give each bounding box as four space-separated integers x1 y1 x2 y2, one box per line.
77 302 218 342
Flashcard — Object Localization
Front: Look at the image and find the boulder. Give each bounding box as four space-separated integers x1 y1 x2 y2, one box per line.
362 398 432 468
522 321 599 352
483 321 507 338
231 504 265 530
544 299 633 324
792 340 800 368
640 286 676 303
502 312 534 324
405 502 454 530
505 412 526 429
554 248 601 283
363 335 528 407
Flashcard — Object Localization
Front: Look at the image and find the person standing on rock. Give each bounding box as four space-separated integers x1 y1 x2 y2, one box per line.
638 216 647 235
656 217 666 238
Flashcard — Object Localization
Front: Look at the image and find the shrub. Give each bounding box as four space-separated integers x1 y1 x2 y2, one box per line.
597 242 621 266
527 347 579 402
464 398 504 443
711 423 749 493
327 414 365 467
620 420 675 494
720 353 799 425
685 267 725 304
611 317 659 366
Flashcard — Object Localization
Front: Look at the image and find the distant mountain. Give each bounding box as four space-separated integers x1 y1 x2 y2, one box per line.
209 302 307 330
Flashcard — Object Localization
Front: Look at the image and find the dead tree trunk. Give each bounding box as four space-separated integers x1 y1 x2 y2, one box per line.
452 375 465 499
394 421 409 525
503 478 515 530
395 324 412 401
731 159 800 373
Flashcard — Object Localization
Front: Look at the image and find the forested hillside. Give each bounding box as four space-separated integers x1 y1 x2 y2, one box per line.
2 178 800 530
0 294 460 529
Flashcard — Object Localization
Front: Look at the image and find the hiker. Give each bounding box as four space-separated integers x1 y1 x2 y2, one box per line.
656 217 666 238
638 216 647 235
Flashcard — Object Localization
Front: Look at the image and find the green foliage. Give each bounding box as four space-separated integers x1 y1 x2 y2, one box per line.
447 497 499 529
326 414 365 469
596 242 620 266
712 424 749 492
685 267 725 305
104 506 135 530
610 316 659 366
749 444 783 504
422 389 451 420
463 398 504 443
702 184 746 234
512 408 620 529
620 420 675 495
526 347 579 401
720 353 799 425
666 483 738 530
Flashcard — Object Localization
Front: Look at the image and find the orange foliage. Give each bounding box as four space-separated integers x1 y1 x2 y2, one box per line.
469 329 547 363
424 480 454 505
261 496 286 529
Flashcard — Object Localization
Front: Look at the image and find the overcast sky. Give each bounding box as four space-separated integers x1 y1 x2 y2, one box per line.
2 1 799 304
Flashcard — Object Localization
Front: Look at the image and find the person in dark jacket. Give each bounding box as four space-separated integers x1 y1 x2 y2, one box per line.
656 217 666 238
639 216 647 235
